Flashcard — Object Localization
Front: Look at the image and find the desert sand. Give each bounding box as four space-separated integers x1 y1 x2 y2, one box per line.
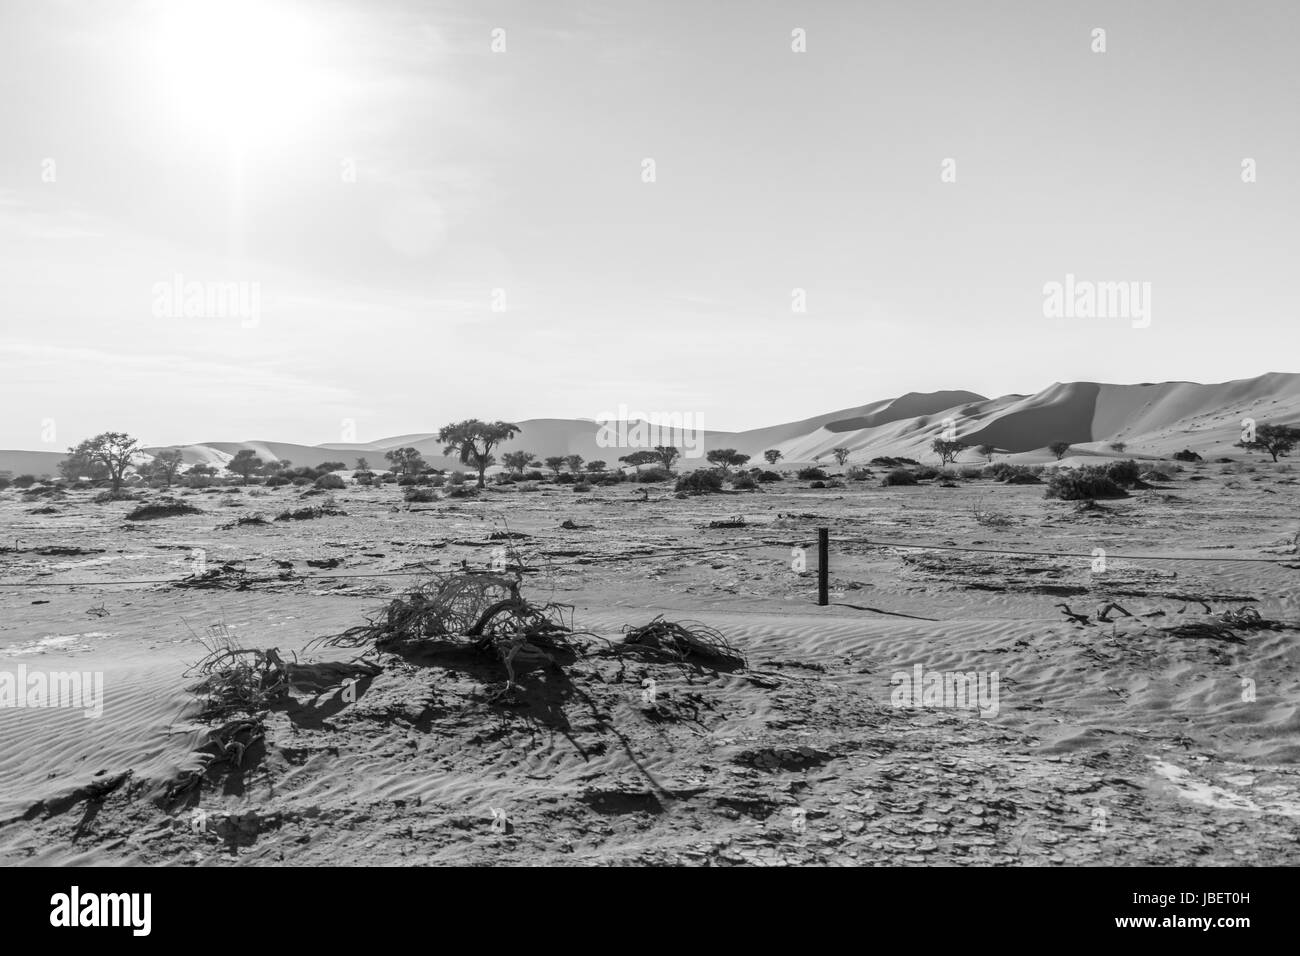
2 447 1298 866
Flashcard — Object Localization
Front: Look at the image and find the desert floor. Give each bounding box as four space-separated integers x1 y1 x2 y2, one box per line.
2 463 1299 865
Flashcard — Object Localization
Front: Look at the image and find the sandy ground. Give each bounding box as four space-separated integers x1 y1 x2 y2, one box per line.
2 462 1299 865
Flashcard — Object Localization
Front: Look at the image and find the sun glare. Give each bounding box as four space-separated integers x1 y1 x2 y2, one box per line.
146 0 327 145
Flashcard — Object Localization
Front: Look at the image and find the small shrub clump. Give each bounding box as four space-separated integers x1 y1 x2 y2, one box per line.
882 469 917 486
1044 466 1129 501
675 470 724 494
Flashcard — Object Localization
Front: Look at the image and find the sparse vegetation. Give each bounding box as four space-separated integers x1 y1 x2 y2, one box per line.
1048 441 1072 460
1045 466 1128 501
1236 423 1300 462
882 469 917 486
675 470 724 494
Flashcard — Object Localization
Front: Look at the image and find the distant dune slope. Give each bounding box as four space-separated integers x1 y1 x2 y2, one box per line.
4 373 1298 475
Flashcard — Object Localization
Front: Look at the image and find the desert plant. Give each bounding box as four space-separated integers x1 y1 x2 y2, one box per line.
226 449 264 484
763 449 783 465
384 446 426 478
638 467 671 483
544 457 565 477
1045 466 1128 501
618 450 659 474
564 454 584 474
796 466 828 481
501 450 534 475
1109 441 1127 453
126 497 202 519
151 449 185 487
12 475 37 489
1048 441 1072 460
314 473 345 490
882 469 917 486
654 446 681 472
675 470 724 494
931 439 967 466
65 432 140 492
706 449 749 474
976 443 997 463
1237 424 1300 462
732 472 758 491
831 447 851 467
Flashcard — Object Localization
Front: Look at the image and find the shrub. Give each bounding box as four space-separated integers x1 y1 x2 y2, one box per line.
958 466 983 480
756 470 783 483
448 471 467 486
732 473 758 490
0 477 10 491
638 467 670 483
882 469 917 486
871 457 919 468
1005 471 1043 485
1045 466 1129 501
825 478 845 488
291 476 312 486
126 498 202 520
556 473 576 485
185 474 215 489
404 487 438 503
1172 449 1202 462
675 470 724 494
797 467 828 481
447 486 479 498
846 466 874 481
573 481 593 492
913 466 940 481
315 473 345 490
13 475 37 489
524 470 545 481
1105 459 1142 487
265 475 290 487
809 480 826 488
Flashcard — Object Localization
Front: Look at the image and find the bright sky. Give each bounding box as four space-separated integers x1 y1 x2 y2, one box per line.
2 0 1297 450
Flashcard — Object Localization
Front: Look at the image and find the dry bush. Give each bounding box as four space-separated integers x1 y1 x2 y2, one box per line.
620 615 745 668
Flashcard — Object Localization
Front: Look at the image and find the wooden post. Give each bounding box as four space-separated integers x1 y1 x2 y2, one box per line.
817 527 829 606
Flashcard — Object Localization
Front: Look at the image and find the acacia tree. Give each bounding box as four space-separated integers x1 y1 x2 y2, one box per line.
355 457 370 472
152 449 185 487
763 449 783 466
228 449 264 484
564 454 584 475
544 456 565 478
501 451 534 475
976 443 997 463
438 420 522 488
831 447 851 467
654 446 681 473
66 432 139 492
384 447 425 478
619 450 659 474
1048 441 1072 460
706 449 749 474
586 460 607 473
1238 423 1300 462
931 439 967 466
58 444 109 481
1108 441 1127 454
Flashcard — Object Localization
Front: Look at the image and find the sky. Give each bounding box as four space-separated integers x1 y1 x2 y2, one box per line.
2 0 1298 450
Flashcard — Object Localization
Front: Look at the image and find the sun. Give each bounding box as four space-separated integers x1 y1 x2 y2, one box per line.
145 0 327 146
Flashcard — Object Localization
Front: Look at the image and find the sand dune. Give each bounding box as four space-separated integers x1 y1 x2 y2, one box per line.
3 373 1298 479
